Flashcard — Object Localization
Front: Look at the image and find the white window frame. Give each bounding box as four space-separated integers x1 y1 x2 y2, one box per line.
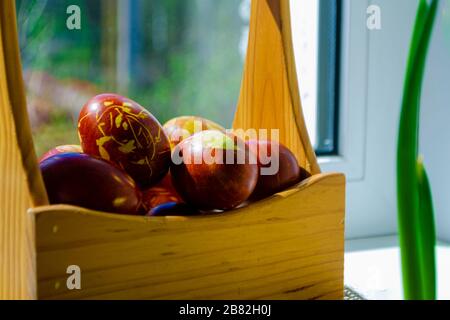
317 0 448 240
318 0 369 182
315 0 400 239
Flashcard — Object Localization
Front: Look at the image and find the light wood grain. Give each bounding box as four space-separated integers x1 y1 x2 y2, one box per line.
0 0 43 300
0 0 48 207
233 0 320 175
0 0 345 300
33 173 345 300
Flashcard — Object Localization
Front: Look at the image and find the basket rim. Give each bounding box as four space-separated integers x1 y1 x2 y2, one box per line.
29 172 345 222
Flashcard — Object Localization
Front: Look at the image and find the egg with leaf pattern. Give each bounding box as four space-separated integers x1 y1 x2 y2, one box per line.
78 93 171 188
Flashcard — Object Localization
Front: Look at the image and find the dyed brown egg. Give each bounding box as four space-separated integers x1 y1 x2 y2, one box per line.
141 174 183 211
171 130 258 210
78 93 171 188
163 116 225 149
39 145 83 163
40 153 142 214
247 140 302 200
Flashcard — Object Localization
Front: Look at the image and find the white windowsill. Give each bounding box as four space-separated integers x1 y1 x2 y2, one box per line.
345 236 450 300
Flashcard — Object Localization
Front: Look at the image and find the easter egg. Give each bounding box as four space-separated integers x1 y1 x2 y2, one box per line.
39 145 83 163
78 93 171 188
40 153 142 214
170 130 258 210
141 174 183 211
163 116 225 149
247 140 302 200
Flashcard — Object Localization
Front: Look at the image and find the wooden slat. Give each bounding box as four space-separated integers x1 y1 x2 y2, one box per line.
0 0 48 207
0 0 47 300
34 173 345 300
233 0 320 175
0 0 344 300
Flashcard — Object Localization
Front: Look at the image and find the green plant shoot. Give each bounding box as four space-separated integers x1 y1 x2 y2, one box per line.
397 0 438 300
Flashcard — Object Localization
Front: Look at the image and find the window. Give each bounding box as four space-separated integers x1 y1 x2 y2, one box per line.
293 0 341 155
17 0 340 159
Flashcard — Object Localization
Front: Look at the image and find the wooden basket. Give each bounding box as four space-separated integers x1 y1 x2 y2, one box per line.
0 0 345 300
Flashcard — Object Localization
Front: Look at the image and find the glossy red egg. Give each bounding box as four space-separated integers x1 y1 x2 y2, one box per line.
157 172 180 194
39 145 82 163
247 140 302 200
40 153 142 214
78 93 171 188
170 130 258 210
141 175 183 211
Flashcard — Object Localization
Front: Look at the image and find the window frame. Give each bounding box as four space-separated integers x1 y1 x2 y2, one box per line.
318 0 369 182
315 0 341 156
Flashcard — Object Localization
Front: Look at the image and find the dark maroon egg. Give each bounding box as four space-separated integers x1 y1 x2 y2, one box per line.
39 145 82 163
247 140 302 200
146 202 199 217
170 130 258 210
78 93 171 188
40 153 142 214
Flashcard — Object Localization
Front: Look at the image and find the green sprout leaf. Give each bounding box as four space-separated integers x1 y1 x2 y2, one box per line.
397 0 438 300
416 158 436 299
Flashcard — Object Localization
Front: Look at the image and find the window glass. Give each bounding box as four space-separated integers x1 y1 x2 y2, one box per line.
16 0 338 157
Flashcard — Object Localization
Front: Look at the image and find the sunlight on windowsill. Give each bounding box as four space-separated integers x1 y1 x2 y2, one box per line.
345 236 450 300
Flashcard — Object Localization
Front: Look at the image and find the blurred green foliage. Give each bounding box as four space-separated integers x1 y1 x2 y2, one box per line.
16 0 103 82
16 0 246 155
33 113 79 158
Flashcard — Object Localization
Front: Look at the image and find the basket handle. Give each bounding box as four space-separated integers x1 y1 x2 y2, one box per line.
233 0 321 175
0 0 48 207
0 0 47 299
